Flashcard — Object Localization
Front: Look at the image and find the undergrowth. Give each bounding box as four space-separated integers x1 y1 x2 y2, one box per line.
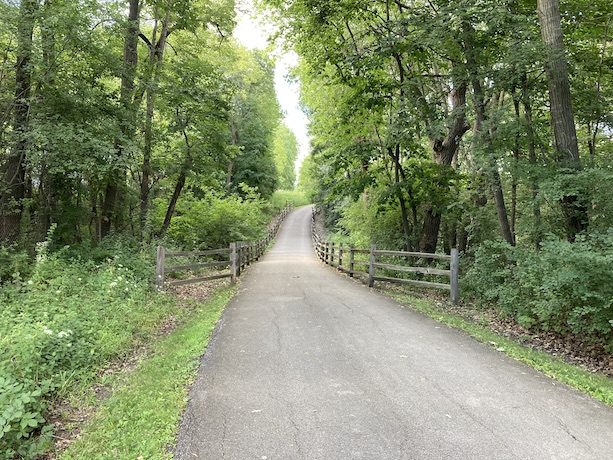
57 286 235 460
0 240 176 459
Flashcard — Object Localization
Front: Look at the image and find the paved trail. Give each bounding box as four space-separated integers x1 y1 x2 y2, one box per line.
175 206 613 460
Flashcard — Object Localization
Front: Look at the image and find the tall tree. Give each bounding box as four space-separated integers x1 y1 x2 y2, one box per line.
272 123 299 189
537 0 588 239
100 0 140 239
0 0 39 242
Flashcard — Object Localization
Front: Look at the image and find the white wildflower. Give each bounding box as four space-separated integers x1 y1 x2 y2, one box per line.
43 327 53 335
110 281 118 288
27 280 33 285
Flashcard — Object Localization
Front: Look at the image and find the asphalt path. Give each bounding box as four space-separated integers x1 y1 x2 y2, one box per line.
175 205 613 460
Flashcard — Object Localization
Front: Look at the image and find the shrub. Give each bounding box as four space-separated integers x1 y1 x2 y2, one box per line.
0 246 32 283
0 244 176 458
0 374 53 460
463 233 613 347
152 188 269 249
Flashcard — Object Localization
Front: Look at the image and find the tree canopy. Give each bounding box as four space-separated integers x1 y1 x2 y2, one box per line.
0 0 290 246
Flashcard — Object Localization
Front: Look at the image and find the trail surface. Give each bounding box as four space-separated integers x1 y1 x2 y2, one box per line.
175 206 613 459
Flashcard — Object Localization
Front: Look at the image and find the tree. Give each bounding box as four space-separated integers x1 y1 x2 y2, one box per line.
537 0 588 239
0 0 39 242
273 123 299 189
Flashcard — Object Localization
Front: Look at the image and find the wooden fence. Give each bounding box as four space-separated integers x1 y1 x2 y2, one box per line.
155 205 293 290
311 213 459 304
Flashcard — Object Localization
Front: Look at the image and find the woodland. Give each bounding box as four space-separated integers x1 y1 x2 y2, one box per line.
279 0 613 349
0 1 301 457
1 0 613 458
0 0 300 248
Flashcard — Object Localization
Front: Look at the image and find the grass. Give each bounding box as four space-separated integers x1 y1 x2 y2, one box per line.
270 189 311 209
57 285 236 460
384 289 613 407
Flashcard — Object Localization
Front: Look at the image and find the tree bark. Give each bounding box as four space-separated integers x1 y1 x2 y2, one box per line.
101 0 140 239
420 83 469 254
537 0 588 239
0 0 38 242
140 10 170 237
463 21 514 245
158 170 186 238
520 74 543 249
389 145 413 251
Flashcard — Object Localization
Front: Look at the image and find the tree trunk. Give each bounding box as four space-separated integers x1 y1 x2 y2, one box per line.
537 0 588 239
140 10 170 236
390 145 413 251
101 0 140 239
420 83 469 254
158 170 186 238
521 74 543 249
0 0 38 242
463 21 514 245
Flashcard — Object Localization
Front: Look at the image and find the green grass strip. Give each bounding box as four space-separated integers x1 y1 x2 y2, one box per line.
386 291 613 407
58 285 236 460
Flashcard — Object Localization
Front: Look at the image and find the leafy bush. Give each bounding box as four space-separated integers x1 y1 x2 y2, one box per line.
463 233 613 347
0 375 52 459
335 192 407 250
0 246 32 283
0 241 176 458
270 189 310 209
152 188 270 249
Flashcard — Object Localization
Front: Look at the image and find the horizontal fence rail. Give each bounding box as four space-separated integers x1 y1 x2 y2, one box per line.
156 204 293 290
311 211 459 304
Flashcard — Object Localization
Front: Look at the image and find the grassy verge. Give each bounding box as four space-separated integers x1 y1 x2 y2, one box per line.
58 285 236 460
384 290 613 407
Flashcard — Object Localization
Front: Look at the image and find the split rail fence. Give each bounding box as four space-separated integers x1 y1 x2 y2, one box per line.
155 205 292 290
311 213 459 304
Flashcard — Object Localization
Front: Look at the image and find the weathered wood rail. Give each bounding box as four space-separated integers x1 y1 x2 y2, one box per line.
155 205 293 290
311 212 459 304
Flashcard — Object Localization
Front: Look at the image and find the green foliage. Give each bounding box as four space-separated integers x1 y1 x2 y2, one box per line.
272 123 299 189
335 191 406 249
0 375 53 460
270 189 310 209
152 188 269 249
0 246 31 283
463 234 613 347
0 239 176 458
57 286 235 460
297 153 319 202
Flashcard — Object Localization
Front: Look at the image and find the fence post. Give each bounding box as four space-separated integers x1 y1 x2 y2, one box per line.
331 242 335 267
368 244 376 288
338 243 343 270
230 242 237 284
156 246 165 290
349 244 355 277
450 248 459 305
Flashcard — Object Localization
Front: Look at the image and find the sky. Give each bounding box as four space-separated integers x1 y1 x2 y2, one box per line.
234 0 310 179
